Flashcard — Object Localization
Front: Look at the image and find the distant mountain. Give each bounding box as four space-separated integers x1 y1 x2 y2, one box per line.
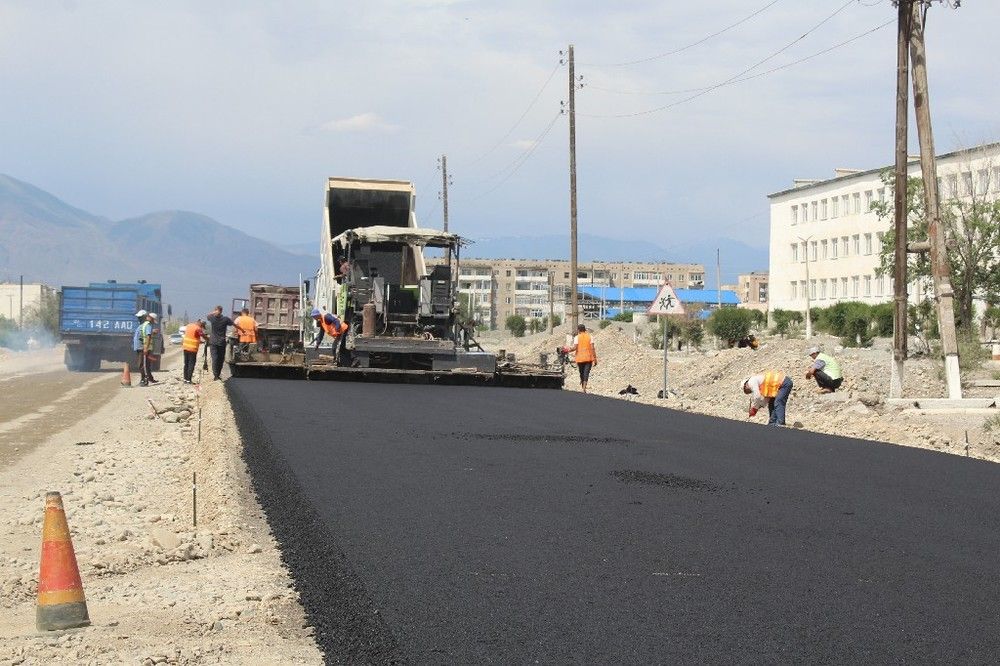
280 241 318 256
0 175 316 317
462 233 768 283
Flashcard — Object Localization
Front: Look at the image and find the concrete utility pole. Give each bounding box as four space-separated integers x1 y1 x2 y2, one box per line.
548 271 555 335
715 249 722 309
909 0 962 398
567 44 579 332
891 0 912 399
19 274 24 329
439 154 450 232
798 236 813 339
619 262 625 315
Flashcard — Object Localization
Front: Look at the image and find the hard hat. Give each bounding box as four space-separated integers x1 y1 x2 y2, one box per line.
741 376 751 391
311 308 322 317
148 312 158 320
135 310 147 318
806 346 820 356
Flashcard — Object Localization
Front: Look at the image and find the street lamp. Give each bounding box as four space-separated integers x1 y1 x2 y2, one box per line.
797 235 813 339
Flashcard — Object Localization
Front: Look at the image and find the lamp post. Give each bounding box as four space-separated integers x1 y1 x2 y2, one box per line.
797 235 813 339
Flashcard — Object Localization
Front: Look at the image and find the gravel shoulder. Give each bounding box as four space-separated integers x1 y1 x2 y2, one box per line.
0 356 323 665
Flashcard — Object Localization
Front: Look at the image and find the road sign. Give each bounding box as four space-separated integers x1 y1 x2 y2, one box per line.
647 284 685 316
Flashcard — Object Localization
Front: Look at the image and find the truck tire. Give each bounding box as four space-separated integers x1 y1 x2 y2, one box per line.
85 353 102 372
64 347 86 371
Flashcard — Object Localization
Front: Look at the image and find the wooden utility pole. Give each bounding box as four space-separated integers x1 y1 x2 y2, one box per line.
909 0 962 398
440 154 450 232
568 44 579 332
891 0 911 399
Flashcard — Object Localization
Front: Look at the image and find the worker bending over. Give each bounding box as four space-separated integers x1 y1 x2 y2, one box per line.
743 371 793 426
806 346 843 393
311 308 349 365
566 324 598 393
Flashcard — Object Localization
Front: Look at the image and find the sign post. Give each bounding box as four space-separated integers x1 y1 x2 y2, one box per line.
647 284 685 399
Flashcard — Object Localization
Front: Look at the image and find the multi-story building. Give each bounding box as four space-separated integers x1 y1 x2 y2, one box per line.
427 257 705 327
768 141 1000 314
737 272 768 312
0 282 55 325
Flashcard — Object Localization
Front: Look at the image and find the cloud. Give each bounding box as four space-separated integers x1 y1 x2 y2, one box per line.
511 139 538 150
320 112 398 133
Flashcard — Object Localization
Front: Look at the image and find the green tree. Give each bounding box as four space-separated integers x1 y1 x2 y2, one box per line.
706 308 753 347
873 169 1000 332
681 318 704 349
770 309 802 336
505 314 526 338
611 311 633 322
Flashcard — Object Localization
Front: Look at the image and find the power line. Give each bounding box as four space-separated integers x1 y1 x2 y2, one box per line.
585 20 892 97
463 61 562 167
580 0 859 119
465 111 563 202
581 0 782 68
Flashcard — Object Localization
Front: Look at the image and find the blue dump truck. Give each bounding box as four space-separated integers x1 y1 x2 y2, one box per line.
59 281 164 371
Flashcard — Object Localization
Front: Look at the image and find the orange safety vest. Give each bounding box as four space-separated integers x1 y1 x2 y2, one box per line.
235 315 258 343
574 332 595 364
760 370 787 398
319 315 348 338
182 323 203 352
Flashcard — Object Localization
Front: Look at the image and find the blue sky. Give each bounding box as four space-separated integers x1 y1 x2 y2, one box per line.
1 0 997 252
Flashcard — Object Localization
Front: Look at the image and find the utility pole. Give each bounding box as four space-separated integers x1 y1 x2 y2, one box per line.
715 249 722 309
439 154 450 232
619 262 625 315
798 236 813 339
19 274 24 329
891 0 911 399
909 0 961 398
567 44 579 332
548 271 555 335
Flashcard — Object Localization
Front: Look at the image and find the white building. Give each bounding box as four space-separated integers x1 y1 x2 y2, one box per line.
0 282 55 325
768 142 1000 314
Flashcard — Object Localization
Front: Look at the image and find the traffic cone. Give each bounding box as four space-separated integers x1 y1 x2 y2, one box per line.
36 492 90 631
121 362 132 388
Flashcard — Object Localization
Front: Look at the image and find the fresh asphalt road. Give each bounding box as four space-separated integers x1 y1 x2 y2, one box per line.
229 379 1000 664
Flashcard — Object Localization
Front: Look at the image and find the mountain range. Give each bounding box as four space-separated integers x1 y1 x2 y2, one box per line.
0 174 315 318
0 174 769 318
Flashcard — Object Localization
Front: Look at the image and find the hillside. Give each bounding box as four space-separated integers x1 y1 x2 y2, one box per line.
0 175 316 317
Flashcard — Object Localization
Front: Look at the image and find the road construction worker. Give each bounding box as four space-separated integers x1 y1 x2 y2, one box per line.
566 324 597 394
206 306 239 381
139 312 159 386
181 320 207 384
133 309 147 375
234 308 259 345
742 371 793 426
806 346 843 393
311 308 349 364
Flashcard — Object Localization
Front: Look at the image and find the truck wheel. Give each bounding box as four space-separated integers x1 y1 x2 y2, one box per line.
86 354 102 372
64 347 85 371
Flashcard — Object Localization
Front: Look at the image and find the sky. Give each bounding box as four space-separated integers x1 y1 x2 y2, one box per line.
1 0 998 254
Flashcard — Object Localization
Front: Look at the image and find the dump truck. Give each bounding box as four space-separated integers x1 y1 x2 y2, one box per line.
229 177 563 388
227 283 308 370
59 280 164 371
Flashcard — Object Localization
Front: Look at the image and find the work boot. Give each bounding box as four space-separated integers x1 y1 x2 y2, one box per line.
139 381 149 387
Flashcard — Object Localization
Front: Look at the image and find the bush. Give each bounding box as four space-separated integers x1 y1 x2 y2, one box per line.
747 309 766 327
598 319 612 329
959 332 989 372
706 308 754 347
648 316 682 350
612 312 633 322
505 314 526 338
870 303 894 337
771 309 803 336
681 319 704 349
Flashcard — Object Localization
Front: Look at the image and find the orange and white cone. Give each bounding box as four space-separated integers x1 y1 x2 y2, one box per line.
121 362 132 388
36 492 90 631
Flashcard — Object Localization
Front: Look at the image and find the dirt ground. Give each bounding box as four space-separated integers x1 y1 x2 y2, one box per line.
497 324 1000 463
0 351 323 665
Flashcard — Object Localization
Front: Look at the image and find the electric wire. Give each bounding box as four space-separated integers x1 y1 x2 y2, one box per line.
463 61 562 167
581 0 782 68
580 0 860 119
585 20 893 97
466 111 563 202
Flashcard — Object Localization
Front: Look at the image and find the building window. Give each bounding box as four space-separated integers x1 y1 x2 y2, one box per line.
993 168 1000 192
802 203 809 223
505 297 511 304
842 236 850 257
791 205 799 224
852 192 861 214
831 198 839 218
831 238 839 259
831 278 838 298
841 277 849 296
842 195 850 215
947 173 958 199
853 234 861 255
865 190 873 211
810 280 817 299
820 279 827 299
791 282 797 299
564 272 569 279
962 172 973 196
821 240 828 259
879 187 887 203
800 242 808 262
864 233 873 255
811 201 818 220
864 275 872 297
876 231 884 250
810 241 818 261
977 169 989 195
876 275 885 296
505 270 511 277
821 199 828 219
852 276 860 297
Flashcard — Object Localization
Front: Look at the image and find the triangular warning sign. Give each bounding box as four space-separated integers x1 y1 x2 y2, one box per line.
647 283 685 315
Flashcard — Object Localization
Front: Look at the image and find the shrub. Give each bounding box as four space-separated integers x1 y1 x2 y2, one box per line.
771 309 803 336
612 311 633 322
870 303 894 337
681 319 704 349
505 314 526 338
706 308 754 347
599 319 612 329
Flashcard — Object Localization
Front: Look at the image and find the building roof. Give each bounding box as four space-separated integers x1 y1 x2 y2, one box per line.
766 141 1000 200
578 286 740 305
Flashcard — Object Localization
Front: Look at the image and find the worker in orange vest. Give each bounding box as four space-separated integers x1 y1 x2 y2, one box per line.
234 308 259 345
742 371 793 426
311 308 349 364
565 323 598 393
181 319 207 384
